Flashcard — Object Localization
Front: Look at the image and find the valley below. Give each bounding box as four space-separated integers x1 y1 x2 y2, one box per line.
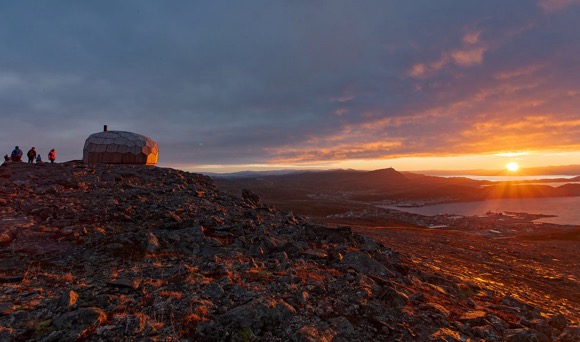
217 168 580 325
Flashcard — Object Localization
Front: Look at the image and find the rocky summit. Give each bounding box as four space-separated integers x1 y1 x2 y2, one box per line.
0 161 576 341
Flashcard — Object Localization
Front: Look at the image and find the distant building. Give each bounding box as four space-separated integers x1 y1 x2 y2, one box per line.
83 126 158 165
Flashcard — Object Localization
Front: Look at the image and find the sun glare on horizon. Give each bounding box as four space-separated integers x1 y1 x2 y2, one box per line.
506 162 520 172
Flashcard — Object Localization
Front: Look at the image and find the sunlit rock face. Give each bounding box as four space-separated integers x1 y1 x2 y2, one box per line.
83 131 158 165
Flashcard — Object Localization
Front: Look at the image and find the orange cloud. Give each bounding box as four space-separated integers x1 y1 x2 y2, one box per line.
409 31 487 77
462 31 481 45
494 64 544 80
538 0 580 12
459 114 580 153
409 63 427 77
470 77 543 104
451 47 486 67
332 89 354 103
267 141 403 164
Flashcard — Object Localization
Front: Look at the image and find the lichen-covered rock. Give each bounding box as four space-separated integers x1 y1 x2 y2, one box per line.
458 310 488 326
340 251 396 278
430 327 464 342
504 328 550 342
53 307 107 340
0 303 13 316
549 313 569 331
558 326 580 342
0 328 13 341
216 297 296 336
59 290 79 309
472 325 502 342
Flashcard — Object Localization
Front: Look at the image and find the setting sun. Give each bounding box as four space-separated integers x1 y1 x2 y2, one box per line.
506 162 519 172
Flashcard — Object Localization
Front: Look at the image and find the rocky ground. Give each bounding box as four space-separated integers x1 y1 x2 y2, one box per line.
350 225 579 320
0 161 578 341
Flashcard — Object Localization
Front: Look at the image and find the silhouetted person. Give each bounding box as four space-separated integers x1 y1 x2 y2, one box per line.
27 147 37 163
10 146 23 162
48 149 56 163
36 154 42 163
3 154 9 162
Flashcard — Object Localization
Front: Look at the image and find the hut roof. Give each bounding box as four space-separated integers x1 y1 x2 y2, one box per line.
83 130 158 165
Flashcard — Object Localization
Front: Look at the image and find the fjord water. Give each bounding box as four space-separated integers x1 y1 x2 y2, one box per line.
383 196 580 225
439 175 578 182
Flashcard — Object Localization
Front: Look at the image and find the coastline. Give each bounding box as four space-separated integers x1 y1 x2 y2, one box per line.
377 196 580 226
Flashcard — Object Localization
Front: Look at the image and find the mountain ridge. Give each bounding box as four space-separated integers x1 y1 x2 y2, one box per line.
217 167 580 210
207 164 580 178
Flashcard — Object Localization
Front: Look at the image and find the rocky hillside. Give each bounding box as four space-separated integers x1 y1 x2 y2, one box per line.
0 161 576 341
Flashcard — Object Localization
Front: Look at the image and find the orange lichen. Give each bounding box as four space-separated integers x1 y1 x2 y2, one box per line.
160 291 185 299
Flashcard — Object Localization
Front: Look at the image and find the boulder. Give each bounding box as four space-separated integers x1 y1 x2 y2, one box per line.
53 307 107 340
504 328 550 342
340 251 396 278
217 297 296 336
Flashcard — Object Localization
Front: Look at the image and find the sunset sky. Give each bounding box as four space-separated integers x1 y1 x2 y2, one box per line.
1 1 579 173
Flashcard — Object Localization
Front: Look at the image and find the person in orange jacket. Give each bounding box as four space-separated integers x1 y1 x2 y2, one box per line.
48 149 56 163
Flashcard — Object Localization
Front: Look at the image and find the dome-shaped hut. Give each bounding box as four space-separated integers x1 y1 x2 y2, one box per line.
83 127 158 165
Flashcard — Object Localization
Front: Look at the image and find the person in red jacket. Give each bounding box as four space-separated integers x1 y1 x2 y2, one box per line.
48 149 56 163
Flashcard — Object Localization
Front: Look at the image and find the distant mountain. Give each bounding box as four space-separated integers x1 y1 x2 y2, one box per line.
216 167 580 210
554 183 580 196
207 169 314 178
218 168 410 193
363 168 410 183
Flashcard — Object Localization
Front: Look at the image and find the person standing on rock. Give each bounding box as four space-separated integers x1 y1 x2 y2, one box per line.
27 147 37 164
10 146 23 162
48 149 56 163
